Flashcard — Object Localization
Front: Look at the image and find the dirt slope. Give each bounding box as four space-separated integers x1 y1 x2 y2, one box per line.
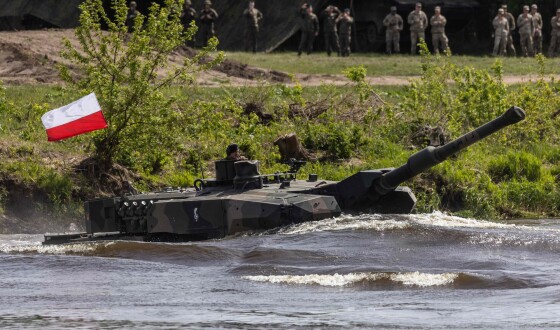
0 29 290 85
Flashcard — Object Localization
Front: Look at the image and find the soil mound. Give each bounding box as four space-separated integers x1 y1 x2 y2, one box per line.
0 29 290 85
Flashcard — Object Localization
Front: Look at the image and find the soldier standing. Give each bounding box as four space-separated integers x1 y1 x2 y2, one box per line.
492 8 509 56
531 4 543 54
502 5 516 56
383 6 403 54
430 6 449 54
126 1 140 33
517 6 534 57
243 1 263 53
549 9 560 57
180 0 197 47
337 8 354 57
298 4 319 56
199 0 219 47
407 3 428 55
321 5 341 56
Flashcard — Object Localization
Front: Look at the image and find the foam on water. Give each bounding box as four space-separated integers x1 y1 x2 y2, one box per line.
276 211 560 237
0 236 112 255
408 211 514 229
244 271 459 287
278 214 410 235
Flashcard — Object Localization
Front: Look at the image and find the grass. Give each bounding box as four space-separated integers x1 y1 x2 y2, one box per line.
223 52 560 77
3 53 560 220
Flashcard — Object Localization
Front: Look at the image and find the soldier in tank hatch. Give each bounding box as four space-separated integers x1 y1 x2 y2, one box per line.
430 6 449 55
225 144 247 161
243 0 263 53
298 3 319 56
383 6 403 54
199 0 219 47
407 2 428 55
321 5 341 56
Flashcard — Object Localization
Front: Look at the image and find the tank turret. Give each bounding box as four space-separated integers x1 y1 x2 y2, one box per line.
44 107 525 245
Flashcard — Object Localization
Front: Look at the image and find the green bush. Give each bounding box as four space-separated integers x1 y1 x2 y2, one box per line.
488 151 542 182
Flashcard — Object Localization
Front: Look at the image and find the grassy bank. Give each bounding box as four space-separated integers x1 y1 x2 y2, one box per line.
2 52 560 224
224 52 560 77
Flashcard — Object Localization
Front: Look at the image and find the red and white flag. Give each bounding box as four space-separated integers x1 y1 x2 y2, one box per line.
41 93 107 141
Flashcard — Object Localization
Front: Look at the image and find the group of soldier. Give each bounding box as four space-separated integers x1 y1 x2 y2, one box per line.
125 1 560 58
492 4 560 58
383 3 449 55
126 0 262 52
297 4 354 57
492 4 536 57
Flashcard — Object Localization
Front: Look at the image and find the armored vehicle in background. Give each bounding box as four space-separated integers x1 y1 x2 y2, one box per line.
44 107 525 245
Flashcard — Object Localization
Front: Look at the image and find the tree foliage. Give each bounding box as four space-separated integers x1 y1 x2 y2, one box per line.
59 0 223 172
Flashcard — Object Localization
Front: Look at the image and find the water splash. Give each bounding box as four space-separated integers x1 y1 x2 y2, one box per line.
0 235 112 255
244 271 459 287
278 214 410 235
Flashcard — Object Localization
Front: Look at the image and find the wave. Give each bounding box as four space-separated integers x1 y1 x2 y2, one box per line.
244 271 460 288
276 214 410 235
0 237 240 264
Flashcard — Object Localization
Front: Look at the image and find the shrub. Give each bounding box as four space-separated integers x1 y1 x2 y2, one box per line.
59 0 222 171
488 151 542 182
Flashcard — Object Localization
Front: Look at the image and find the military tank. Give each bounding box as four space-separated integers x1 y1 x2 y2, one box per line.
43 107 525 245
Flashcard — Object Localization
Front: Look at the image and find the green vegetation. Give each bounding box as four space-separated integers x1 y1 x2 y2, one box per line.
60 0 222 170
3 42 560 221
224 51 560 77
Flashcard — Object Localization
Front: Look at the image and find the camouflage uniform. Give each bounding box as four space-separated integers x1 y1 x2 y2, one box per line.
492 14 509 56
181 2 197 47
430 12 449 54
126 2 140 33
383 9 403 54
549 14 560 57
503 9 516 56
407 8 428 55
517 11 534 57
531 8 543 54
243 6 263 53
298 7 319 56
337 12 353 57
199 5 219 47
321 6 341 56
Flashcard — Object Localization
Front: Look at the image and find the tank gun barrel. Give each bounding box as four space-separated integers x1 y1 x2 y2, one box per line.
374 106 525 195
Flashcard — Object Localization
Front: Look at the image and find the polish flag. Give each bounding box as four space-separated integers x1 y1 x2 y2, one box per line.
41 93 107 141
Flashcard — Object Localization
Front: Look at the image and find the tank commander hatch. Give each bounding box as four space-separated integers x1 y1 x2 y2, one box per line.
225 143 247 161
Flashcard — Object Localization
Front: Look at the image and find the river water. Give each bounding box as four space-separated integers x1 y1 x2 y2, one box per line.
1 212 559 329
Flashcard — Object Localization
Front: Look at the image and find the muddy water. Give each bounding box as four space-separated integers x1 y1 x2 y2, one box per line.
1 212 560 329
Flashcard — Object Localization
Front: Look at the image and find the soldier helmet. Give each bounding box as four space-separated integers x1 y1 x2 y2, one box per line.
344 8 350 14
130 1 137 6
501 4 507 9
390 6 397 11
415 2 422 7
498 8 504 14
523 5 529 11
531 4 537 9
226 143 239 156
204 0 212 5
435 6 441 11
185 0 191 5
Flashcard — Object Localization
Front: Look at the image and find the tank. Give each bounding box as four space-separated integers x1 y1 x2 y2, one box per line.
43 106 525 245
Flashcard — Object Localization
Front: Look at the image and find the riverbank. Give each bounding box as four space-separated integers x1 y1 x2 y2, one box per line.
2 32 560 233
